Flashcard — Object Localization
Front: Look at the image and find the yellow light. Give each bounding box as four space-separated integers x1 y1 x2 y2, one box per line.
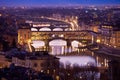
47 70 49 74
27 39 32 52
28 39 31 43
96 39 100 43
56 75 60 80
60 34 64 37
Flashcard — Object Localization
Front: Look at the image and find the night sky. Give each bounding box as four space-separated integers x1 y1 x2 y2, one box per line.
0 0 120 7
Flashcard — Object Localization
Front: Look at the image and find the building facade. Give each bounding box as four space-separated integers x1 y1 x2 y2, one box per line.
12 51 59 72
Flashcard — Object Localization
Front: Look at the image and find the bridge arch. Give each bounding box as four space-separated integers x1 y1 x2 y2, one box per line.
49 39 67 55
31 28 38 31
31 40 45 51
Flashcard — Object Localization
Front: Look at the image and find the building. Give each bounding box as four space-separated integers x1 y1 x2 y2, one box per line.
18 23 31 45
99 25 113 45
0 52 11 68
111 29 120 48
12 51 59 72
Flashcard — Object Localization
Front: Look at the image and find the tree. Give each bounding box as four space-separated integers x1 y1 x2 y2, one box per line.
2 40 10 52
11 38 17 48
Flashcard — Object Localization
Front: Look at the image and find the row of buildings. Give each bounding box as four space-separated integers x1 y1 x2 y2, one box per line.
0 50 59 79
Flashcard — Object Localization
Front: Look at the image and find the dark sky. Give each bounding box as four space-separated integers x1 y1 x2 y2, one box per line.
0 0 120 7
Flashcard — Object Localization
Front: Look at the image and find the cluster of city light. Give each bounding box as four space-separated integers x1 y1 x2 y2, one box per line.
30 39 86 55
45 17 78 31
102 26 112 29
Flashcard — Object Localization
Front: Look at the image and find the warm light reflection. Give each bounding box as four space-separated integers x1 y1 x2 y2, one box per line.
58 56 96 67
49 39 67 55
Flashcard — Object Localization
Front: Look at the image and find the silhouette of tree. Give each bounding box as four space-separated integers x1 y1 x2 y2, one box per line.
2 40 10 52
11 38 17 48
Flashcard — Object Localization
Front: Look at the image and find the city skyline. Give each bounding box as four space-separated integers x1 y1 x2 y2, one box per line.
0 0 120 7
0 2 120 79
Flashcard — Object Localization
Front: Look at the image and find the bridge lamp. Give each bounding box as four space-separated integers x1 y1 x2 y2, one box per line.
60 34 64 37
80 76 82 79
56 75 60 80
96 39 100 43
79 42 82 45
28 39 31 43
52 34 55 37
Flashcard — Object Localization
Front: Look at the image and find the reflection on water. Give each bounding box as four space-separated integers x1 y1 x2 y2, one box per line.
57 56 97 67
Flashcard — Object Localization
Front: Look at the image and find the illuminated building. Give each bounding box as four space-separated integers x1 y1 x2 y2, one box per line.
99 25 113 45
111 30 120 48
18 18 99 55
18 27 31 45
98 25 120 48
18 25 94 55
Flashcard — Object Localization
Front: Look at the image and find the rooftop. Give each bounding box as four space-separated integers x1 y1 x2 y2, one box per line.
7 49 59 60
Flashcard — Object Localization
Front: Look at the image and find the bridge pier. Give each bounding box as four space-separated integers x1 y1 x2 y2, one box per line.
69 46 72 53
